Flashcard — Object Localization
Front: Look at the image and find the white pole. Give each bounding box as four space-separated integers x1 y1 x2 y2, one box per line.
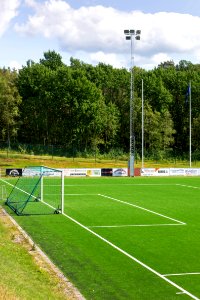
124 30 141 176
142 79 144 168
61 170 64 214
129 35 134 177
41 166 43 202
189 81 192 167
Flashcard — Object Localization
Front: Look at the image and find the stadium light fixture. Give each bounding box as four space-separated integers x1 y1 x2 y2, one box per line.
124 29 141 176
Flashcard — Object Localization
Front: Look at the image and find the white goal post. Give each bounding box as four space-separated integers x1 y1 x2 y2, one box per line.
6 166 64 215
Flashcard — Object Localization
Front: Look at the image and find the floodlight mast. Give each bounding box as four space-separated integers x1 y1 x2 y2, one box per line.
124 29 141 177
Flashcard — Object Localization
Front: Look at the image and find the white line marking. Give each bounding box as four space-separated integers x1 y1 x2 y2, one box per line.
0 178 38 198
0 178 38 199
61 211 199 300
176 292 185 295
64 194 97 196
64 183 177 187
176 184 200 190
98 194 186 225
1 179 199 299
0 178 56 212
0 178 16 188
164 272 200 277
88 223 185 228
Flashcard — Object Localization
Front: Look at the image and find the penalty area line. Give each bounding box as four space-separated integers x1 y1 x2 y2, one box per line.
62 211 198 300
98 194 186 225
88 223 185 228
164 272 200 277
1 177 198 299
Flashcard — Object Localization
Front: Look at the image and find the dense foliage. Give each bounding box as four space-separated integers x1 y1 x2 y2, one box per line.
1 50 200 160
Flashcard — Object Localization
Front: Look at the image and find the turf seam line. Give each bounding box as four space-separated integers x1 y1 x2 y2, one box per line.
98 194 186 225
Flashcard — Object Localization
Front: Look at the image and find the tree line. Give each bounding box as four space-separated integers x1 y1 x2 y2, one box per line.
1 50 200 160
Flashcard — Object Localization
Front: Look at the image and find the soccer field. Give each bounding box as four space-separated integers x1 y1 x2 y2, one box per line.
2 176 200 300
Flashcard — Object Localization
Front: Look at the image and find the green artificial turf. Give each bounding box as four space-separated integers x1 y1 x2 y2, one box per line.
2 176 200 299
0 210 74 300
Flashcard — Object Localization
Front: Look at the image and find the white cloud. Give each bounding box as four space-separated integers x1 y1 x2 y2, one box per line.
88 51 124 68
14 0 200 68
9 60 22 70
0 0 20 36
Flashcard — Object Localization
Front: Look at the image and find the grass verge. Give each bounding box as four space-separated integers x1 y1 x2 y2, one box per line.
8 177 200 299
0 150 198 169
0 207 83 300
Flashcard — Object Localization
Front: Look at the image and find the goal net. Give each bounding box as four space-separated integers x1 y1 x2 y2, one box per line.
6 166 64 215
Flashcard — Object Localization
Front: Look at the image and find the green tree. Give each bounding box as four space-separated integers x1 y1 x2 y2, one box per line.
17 62 54 144
16 51 200 159
40 50 64 70
17 54 120 154
0 68 21 147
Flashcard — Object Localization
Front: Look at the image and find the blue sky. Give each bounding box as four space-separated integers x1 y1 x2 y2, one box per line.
1 0 200 70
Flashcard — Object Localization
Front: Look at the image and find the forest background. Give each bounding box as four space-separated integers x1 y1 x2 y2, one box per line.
1 50 200 163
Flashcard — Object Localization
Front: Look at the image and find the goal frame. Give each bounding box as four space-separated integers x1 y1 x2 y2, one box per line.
6 166 64 215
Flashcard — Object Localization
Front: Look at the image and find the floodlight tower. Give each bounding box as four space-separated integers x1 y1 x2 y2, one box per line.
124 29 141 177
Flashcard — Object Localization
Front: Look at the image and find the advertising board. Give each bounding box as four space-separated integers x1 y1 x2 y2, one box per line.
113 168 128 177
101 168 113 176
154 168 170 176
141 168 156 176
6 168 22 177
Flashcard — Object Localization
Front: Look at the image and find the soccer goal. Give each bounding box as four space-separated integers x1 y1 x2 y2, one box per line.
6 166 64 216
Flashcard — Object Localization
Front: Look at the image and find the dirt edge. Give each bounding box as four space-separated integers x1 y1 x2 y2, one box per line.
0 207 85 300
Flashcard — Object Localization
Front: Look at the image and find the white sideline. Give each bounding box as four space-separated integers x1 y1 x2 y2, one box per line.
98 194 186 225
0 208 85 300
0 178 35 198
1 178 198 299
62 211 199 300
0 178 17 187
0 178 56 212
